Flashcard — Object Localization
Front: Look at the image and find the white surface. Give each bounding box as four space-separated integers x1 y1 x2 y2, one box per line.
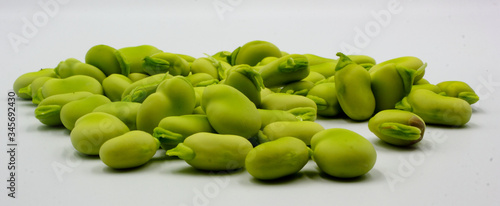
1 0 500 205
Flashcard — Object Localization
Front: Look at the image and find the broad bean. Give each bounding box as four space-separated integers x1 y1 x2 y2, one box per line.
60 94 111 130
102 74 133 101
142 52 190 76
55 58 106 83
18 76 55 104
245 137 311 180
368 110 425 146
260 93 317 112
437 81 479 104
13 68 58 99
230 40 282 66
121 73 168 103
186 73 219 87
259 54 310 87
311 128 377 178
395 89 472 126
335 52 375 121
93 102 141 130
190 57 227 80
223 65 264 107
70 112 130 155
306 82 341 117
38 75 103 101
85 44 122 76
136 76 196 134
201 84 261 138
99 130 159 169
259 121 324 145
34 91 93 126
280 80 315 96
115 45 162 75
369 56 426 111
309 61 336 78
153 114 215 150
166 132 253 171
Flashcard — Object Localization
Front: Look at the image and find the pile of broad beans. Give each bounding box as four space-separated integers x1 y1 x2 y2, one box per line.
13 40 478 180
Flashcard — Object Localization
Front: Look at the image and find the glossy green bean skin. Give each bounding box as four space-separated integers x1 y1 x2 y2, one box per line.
259 54 310 88
142 52 190 76
230 40 282 66
13 68 58 99
245 137 311 180
311 128 377 178
115 45 162 75
102 74 133 101
153 114 216 150
99 130 160 169
395 89 472 126
70 112 130 155
223 65 264 107
437 81 479 104
55 58 107 83
18 76 55 104
260 93 317 112
93 102 142 130
39 75 103 101
259 121 325 145
85 44 122 76
60 94 111 130
166 132 253 171
121 73 168 103
335 53 375 121
306 82 341 117
368 110 426 146
136 76 196 134
34 92 94 126
201 84 261 138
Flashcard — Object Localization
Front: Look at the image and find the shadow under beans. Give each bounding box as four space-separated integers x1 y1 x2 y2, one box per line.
100 160 157 174
249 172 305 185
318 169 382 183
372 138 421 153
170 166 245 177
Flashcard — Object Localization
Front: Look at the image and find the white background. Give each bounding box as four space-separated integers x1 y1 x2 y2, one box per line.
1 0 500 205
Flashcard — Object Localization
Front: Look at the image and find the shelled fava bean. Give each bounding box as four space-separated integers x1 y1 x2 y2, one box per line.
12 40 479 181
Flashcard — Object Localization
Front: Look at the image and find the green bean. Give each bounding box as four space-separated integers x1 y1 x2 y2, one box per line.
102 74 133 101
85 44 122 76
153 114 215 150
115 45 162 75
260 93 317 112
18 76 55 104
13 68 58 99
302 71 326 84
142 52 190 76
93 102 142 130
128 73 149 82
34 92 94 126
190 57 228 80
280 80 315 96
259 121 324 145
230 40 282 66
136 76 196 133
335 52 375 121
121 73 168 103
60 94 111 130
245 137 311 180
259 54 310 87
166 132 253 171
202 84 261 138
437 81 479 104
186 73 219 87
99 130 159 169
55 58 106 83
311 128 377 178
369 56 426 112
70 112 129 155
395 89 472 126
368 109 425 146
223 65 264 107
306 82 341 117
38 75 103 101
